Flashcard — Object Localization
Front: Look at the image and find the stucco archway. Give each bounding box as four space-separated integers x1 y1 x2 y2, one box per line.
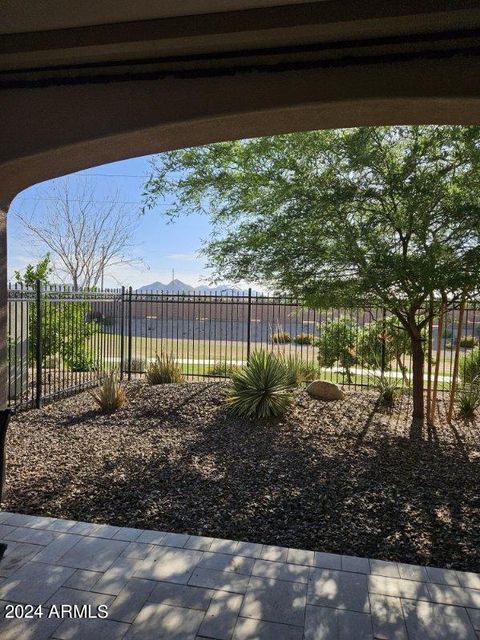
2 0 480 407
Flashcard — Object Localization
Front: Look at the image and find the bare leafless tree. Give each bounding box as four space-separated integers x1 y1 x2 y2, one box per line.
15 179 143 289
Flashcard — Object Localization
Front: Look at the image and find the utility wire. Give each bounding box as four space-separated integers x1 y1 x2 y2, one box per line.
13 196 171 206
74 173 149 178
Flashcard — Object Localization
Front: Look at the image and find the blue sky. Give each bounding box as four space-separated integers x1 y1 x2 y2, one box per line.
8 154 217 289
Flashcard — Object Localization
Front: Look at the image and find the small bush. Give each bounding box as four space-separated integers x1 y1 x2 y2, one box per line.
293 333 313 345
459 336 477 349
207 361 242 378
280 356 318 386
457 380 480 419
130 357 147 373
461 346 480 384
43 354 62 369
146 352 184 385
272 331 291 344
90 370 127 412
226 351 295 418
64 348 98 372
375 376 399 407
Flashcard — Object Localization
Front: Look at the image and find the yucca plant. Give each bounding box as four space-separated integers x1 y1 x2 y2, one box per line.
90 370 127 412
207 361 242 378
146 352 184 384
457 379 480 419
279 356 318 386
375 375 399 407
226 351 295 418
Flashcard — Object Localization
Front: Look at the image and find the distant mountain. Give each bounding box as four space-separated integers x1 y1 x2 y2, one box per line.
137 279 195 293
136 279 260 295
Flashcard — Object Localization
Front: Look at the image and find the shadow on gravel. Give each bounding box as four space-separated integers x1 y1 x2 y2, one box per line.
135 383 218 433
57 409 99 428
5 386 480 572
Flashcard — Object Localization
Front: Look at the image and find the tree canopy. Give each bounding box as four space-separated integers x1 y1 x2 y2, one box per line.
144 126 480 421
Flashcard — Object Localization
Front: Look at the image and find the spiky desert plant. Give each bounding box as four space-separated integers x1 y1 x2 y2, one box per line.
207 361 242 378
226 350 294 418
457 379 480 419
146 352 184 384
90 370 127 412
280 356 319 386
375 375 399 407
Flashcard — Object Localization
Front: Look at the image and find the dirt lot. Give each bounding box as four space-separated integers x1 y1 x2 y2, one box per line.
4 381 480 572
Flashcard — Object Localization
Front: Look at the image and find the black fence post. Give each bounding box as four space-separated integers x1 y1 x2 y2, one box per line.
127 286 133 380
119 286 125 380
381 306 387 378
246 287 252 365
0 407 14 504
35 279 43 409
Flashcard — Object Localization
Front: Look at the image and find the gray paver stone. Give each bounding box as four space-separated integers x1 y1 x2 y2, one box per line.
199 590 243 640
241 576 307 626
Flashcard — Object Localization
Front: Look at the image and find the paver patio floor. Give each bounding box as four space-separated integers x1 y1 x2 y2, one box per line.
0 513 478 639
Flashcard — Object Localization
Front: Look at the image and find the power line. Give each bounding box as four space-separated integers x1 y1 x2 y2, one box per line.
13 196 171 206
74 173 149 178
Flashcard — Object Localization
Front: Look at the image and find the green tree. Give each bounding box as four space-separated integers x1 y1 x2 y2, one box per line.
15 256 98 367
15 255 58 362
317 317 358 384
358 317 412 385
14 253 52 288
144 126 480 423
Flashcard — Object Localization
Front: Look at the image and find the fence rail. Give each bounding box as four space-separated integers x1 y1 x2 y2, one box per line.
7 282 480 410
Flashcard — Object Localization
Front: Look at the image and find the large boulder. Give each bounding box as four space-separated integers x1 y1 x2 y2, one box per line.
306 380 345 401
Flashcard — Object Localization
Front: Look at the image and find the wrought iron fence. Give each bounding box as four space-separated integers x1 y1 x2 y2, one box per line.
7 282 480 410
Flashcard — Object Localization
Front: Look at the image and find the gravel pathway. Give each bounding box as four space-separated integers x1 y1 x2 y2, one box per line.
4 381 480 572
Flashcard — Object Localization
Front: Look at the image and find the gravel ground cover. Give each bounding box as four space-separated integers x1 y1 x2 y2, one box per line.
4 381 480 572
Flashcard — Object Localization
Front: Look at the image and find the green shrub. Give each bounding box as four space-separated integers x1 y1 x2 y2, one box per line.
456 380 480 419
226 351 295 418
64 348 98 372
280 356 318 386
375 376 399 407
358 318 411 385
461 346 480 384
294 333 313 345
459 335 477 349
317 317 358 384
90 370 127 412
207 361 242 378
130 357 147 373
272 330 291 344
43 354 63 369
146 352 184 384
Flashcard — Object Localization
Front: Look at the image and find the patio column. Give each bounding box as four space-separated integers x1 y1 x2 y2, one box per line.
0 208 6 410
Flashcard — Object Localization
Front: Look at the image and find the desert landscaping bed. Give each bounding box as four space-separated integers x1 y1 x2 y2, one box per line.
4 381 480 572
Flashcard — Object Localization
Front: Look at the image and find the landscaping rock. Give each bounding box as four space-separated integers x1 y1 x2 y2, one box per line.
306 380 345 401
4 381 479 573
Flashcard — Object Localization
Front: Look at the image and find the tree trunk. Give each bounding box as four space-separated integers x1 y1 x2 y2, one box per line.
410 331 425 423
395 354 409 385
